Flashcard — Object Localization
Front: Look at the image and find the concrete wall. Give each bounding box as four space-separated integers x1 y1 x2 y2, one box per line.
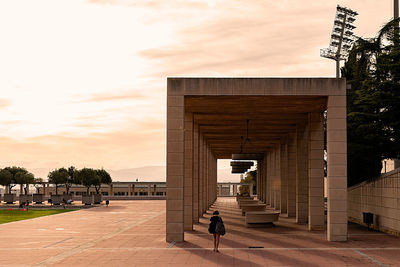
348 168 400 236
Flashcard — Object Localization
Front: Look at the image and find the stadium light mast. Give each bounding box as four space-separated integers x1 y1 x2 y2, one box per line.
321 5 358 78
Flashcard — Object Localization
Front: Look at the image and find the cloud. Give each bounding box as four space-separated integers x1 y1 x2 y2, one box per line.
0 118 166 176
87 0 212 9
136 1 335 77
0 99 11 109
0 0 393 181
78 92 147 102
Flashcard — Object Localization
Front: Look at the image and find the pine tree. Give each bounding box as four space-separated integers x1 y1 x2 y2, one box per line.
343 18 400 186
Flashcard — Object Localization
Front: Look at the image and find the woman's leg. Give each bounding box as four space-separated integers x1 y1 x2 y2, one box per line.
216 234 220 252
213 233 217 251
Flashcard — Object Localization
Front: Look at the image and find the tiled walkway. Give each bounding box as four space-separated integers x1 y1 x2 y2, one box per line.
0 198 399 266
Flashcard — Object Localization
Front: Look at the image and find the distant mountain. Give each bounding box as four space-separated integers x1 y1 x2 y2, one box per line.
28 166 243 183
108 166 165 182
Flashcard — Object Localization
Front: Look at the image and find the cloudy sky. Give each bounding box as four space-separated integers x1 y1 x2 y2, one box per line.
0 0 395 179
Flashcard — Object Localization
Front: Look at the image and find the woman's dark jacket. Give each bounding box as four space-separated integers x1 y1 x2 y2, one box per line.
209 215 223 234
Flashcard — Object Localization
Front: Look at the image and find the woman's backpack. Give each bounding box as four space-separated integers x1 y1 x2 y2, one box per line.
215 217 226 235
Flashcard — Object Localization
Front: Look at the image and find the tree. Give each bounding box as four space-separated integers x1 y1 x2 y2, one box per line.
15 171 35 194
65 166 76 195
94 169 112 194
48 168 68 195
0 169 12 194
343 18 400 186
3 167 29 194
239 170 257 195
76 168 99 195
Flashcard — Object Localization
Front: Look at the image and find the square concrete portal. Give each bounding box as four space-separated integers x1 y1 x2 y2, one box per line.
166 78 347 242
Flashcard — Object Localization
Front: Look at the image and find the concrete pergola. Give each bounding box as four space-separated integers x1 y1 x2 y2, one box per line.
166 78 347 242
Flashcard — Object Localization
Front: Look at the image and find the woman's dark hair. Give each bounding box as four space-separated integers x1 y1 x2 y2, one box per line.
213 210 219 215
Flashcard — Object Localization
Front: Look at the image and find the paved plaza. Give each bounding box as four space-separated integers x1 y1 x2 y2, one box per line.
0 198 399 266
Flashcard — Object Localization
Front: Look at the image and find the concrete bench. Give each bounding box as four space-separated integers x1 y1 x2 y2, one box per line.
245 211 280 227
238 199 260 208
236 196 254 202
240 204 266 216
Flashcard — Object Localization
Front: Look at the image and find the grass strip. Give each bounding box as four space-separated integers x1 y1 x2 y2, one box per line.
0 209 74 224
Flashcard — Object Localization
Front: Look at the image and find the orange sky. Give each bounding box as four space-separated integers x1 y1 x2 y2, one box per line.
0 0 396 179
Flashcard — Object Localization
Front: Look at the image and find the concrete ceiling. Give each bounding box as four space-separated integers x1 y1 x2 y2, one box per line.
187 96 327 159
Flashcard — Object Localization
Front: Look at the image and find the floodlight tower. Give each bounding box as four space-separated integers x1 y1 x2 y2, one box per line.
321 5 358 78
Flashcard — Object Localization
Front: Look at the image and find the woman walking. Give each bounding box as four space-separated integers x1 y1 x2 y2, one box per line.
208 210 225 252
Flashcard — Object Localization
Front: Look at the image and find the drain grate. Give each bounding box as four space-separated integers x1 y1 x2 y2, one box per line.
248 246 264 248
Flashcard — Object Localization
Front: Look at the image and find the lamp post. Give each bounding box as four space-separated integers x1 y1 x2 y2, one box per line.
321 5 358 78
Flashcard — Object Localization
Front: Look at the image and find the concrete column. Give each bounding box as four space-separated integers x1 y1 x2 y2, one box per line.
266 152 271 205
154 184 157 195
206 145 209 208
249 184 253 196
43 184 46 195
201 135 207 215
287 133 296 217
308 112 325 230
209 153 216 205
259 160 263 201
202 142 207 213
206 145 211 209
212 155 217 202
184 112 193 231
198 134 204 218
193 123 199 223
233 184 237 196
166 94 184 242
270 150 275 207
263 155 266 203
256 161 261 199
109 184 113 196
274 144 281 210
280 139 288 214
147 185 151 196
270 150 275 208
210 155 214 201
264 155 268 204
327 96 348 241
132 184 135 196
296 122 309 224
263 156 266 202
272 151 276 207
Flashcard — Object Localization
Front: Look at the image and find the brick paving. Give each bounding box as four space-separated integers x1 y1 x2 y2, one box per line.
0 198 399 266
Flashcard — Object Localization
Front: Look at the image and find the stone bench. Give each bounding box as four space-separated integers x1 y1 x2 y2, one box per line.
240 204 266 216
245 211 280 227
238 199 260 208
